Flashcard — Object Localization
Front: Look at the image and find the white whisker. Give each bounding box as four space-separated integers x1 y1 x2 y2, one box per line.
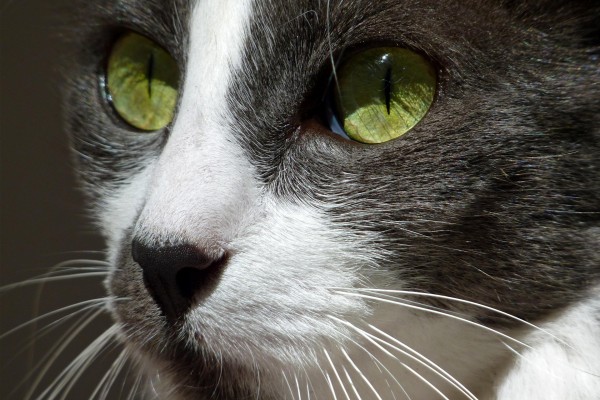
325 0 340 95
211 349 224 399
401 363 450 400
102 349 129 400
58 336 119 400
1 298 109 340
342 366 362 400
295 374 302 400
33 325 118 400
6 300 103 370
368 325 477 400
370 362 399 400
0 272 109 293
0 258 108 292
324 372 339 400
89 348 128 400
333 291 530 349
330 316 476 400
340 347 383 400
126 369 144 400
13 307 103 397
332 316 412 400
282 371 296 400
354 291 467 317
367 350 411 400
324 349 352 400
39 258 108 271
335 288 567 347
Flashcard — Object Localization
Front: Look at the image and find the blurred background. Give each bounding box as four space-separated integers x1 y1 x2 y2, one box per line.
1 1 118 398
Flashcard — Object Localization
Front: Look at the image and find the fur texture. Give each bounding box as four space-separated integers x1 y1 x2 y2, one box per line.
57 0 600 398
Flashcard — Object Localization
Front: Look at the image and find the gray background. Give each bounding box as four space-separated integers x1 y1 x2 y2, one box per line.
1 1 116 398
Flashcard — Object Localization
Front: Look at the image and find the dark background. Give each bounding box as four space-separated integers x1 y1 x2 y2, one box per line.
1 1 116 398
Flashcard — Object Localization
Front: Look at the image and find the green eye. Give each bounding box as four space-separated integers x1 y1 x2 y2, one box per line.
106 32 179 131
333 47 436 144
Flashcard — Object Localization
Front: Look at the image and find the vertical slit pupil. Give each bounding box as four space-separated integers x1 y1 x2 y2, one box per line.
147 52 155 97
384 67 392 115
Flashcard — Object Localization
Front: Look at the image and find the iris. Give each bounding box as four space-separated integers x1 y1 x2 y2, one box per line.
334 47 436 144
106 32 179 131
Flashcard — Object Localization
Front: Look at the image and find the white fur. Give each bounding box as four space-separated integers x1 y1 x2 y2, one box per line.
98 2 600 399
100 0 257 254
495 287 600 400
103 0 372 382
185 199 373 361
133 0 257 254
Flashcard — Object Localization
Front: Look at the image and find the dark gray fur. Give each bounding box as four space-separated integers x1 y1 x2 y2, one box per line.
227 0 600 323
64 0 599 399
64 0 191 191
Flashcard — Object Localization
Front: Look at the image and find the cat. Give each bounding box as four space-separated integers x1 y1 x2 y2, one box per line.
14 0 600 399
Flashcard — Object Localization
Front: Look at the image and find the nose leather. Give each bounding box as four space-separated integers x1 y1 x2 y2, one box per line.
131 239 225 322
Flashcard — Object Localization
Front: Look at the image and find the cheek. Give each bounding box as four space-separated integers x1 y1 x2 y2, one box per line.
106 190 390 365
98 164 155 256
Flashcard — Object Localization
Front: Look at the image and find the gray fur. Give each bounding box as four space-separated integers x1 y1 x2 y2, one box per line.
61 0 599 399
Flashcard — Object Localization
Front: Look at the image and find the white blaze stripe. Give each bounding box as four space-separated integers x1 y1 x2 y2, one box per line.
181 0 254 121
132 0 258 248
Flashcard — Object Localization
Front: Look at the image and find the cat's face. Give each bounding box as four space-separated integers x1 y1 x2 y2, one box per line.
64 0 599 398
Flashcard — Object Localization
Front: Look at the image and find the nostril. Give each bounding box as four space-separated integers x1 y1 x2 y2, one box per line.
131 238 227 322
175 253 228 301
176 266 208 300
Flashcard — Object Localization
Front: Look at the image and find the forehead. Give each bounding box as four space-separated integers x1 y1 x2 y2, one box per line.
83 0 598 87
80 0 506 57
